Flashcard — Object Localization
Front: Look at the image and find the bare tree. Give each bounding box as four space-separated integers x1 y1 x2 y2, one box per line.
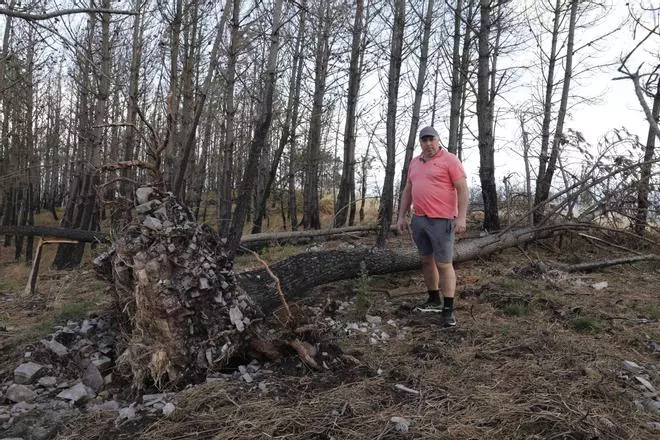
476 0 500 231
302 0 332 230
376 0 405 247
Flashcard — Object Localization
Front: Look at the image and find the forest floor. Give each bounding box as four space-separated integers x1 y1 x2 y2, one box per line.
0 220 659 439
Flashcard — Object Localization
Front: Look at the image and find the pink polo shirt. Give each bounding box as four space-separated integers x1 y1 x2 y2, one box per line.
407 148 466 218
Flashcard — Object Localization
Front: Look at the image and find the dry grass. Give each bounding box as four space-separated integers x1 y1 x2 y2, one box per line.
55 238 660 440
2 209 658 439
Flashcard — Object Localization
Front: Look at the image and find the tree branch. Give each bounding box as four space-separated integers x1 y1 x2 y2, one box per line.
0 8 137 21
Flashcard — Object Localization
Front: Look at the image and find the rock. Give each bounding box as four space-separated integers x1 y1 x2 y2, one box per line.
56 383 91 404
646 341 660 353
13 362 44 384
0 412 10 423
162 402 175 416
229 306 245 332
115 404 137 426
82 362 104 393
31 425 57 440
41 339 69 357
37 377 57 388
623 360 643 372
591 281 608 290
258 382 268 393
366 315 382 325
390 416 410 433
89 400 120 412
646 421 660 431
11 402 35 414
142 393 166 405
6 384 35 403
644 399 660 415
90 354 112 372
79 320 95 335
242 373 253 383
136 200 161 215
53 328 77 345
136 187 154 205
635 376 656 393
143 216 163 230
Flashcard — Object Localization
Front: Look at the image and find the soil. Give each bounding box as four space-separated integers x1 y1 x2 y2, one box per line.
1 233 659 440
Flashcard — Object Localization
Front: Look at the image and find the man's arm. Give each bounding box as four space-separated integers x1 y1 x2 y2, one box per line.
396 182 413 234
454 177 468 235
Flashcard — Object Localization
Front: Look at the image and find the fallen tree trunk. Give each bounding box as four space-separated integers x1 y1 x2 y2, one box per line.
558 254 659 273
0 225 109 243
237 225 575 313
0 224 392 249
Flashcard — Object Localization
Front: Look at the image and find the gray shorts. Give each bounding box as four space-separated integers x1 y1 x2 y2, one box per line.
410 215 455 263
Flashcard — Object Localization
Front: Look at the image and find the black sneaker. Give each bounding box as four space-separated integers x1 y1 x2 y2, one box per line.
414 300 443 313
441 309 457 327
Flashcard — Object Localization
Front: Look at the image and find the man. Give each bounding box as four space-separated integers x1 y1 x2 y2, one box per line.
396 126 468 327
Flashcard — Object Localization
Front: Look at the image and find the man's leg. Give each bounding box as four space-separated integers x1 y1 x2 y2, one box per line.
437 261 457 327
437 262 455 298
422 254 439 292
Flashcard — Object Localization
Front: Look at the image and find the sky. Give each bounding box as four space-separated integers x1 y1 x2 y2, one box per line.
376 0 660 196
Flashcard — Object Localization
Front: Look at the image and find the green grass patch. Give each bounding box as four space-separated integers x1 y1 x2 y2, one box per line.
571 317 602 332
503 302 534 317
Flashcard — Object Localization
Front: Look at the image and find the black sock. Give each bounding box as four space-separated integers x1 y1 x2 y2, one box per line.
443 297 454 311
428 290 440 303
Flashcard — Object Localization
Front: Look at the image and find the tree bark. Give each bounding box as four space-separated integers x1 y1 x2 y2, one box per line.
227 0 284 257
376 0 405 247
335 0 365 228
238 225 566 314
399 0 433 198
477 0 500 231
302 1 331 230
253 2 307 234
534 0 577 225
634 74 660 235
218 0 242 237
447 0 463 155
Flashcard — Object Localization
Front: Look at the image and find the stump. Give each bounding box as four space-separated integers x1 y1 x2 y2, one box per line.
96 188 262 388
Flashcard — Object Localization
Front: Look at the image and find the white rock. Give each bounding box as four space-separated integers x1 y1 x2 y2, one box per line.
636 376 656 393
14 362 44 384
56 382 91 404
377 368 383 375
91 354 112 372
365 315 382 325
6 384 36 403
646 421 660 431
115 404 137 426
80 320 95 334
242 373 253 383
136 187 154 204
162 402 176 416
623 360 643 372
386 319 398 327
143 216 163 230
229 306 245 332
369 337 378 345
380 331 390 340
644 399 660 415
591 281 608 290
258 382 268 393
37 376 57 388
390 416 410 433
40 339 69 357
238 365 248 375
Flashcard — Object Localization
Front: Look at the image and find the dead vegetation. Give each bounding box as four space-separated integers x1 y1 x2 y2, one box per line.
2 228 658 440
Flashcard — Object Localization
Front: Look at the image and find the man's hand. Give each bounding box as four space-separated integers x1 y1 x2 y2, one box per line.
455 216 467 235
396 217 409 235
